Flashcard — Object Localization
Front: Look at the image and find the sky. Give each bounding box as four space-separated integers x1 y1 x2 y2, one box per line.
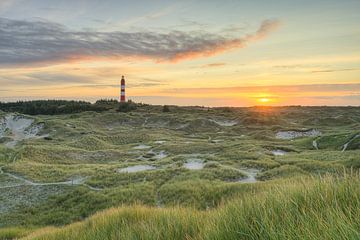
0 0 359 106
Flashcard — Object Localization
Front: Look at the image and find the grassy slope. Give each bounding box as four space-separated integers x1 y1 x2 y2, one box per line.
13 175 360 240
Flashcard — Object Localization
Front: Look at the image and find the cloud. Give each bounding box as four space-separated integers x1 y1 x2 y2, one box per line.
200 63 227 68
68 82 165 89
311 95 360 100
162 83 360 95
0 0 18 13
27 72 95 84
0 72 95 86
0 17 280 66
250 19 281 40
120 4 177 27
0 71 166 90
311 68 360 73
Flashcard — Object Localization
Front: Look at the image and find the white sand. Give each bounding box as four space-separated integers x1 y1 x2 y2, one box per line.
209 119 238 127
118 165 156 173
0 114 46 148
153 150 168 160
342 134 360 152
183 159 204 170
133 144 152 150
238 168 259 183
276 129 321 140
271 150 287 156
313 140 319 150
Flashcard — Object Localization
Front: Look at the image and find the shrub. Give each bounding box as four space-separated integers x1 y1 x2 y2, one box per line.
116 101 138 113
162 105 171 112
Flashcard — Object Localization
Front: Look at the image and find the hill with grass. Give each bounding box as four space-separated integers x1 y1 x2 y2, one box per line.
0 102 359 239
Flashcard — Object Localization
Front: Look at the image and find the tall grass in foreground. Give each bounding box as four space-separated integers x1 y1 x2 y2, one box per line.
206 175 360 240
0 227 33 240
17 175 360 240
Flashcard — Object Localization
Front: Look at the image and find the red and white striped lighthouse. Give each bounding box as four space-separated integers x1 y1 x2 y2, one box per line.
120 76 126 102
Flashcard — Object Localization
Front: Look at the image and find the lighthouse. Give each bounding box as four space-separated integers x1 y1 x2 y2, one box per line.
120 76 126 102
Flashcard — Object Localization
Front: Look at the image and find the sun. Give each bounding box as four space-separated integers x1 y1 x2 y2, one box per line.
258 98 271 103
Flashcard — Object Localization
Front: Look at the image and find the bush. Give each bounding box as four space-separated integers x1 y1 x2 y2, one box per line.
94 99 119 110
117 100 137 113
162 105 171 112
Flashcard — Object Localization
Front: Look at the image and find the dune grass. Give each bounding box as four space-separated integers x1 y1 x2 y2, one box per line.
10 174 360 240
207 175 360 240
0 227 33 240
1 106 360 238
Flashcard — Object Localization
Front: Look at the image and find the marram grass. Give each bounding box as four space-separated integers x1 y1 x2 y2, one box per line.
12 175 360 240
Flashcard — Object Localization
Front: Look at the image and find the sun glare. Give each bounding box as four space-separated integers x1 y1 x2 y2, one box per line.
258 98 271 103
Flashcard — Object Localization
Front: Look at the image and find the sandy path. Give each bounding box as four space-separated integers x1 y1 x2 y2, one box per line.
142 117 149 127
0 167 101 191
218 165 260 183
313 139 319 150
342 134 360 152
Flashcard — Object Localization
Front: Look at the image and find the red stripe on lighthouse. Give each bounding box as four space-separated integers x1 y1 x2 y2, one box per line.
120 76 126 102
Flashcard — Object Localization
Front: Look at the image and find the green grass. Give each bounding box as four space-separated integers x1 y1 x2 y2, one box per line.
11 175 360 240
1 105 360 238
208 175 360 240
0 227 33 240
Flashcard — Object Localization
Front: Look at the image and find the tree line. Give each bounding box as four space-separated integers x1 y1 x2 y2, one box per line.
0 99 171 115
0 100 114 115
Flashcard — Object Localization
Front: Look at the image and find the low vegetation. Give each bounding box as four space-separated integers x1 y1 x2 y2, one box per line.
0 104 359 239
117 100 139 113
8 175 360 240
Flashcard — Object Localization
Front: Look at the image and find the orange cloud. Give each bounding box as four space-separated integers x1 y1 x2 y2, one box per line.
167 19 281 62
0 17 280 66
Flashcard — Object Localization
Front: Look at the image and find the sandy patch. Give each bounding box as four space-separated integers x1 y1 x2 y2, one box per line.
153 150 168 160
238 168 259 183
276 129 321 140
0 114 47 148
342 134 360 152
139 150 168 160
183 159 204 170
133 144 152 150
313 139 319 150
175 123 189 130
209 119 238 127
118 165 156 173
271 150 288 156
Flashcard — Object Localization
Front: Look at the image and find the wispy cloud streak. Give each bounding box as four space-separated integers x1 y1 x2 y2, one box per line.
162 83 360 94
0 18 280 66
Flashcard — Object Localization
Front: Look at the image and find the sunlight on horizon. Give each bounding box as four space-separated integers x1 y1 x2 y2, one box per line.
257 98 271 104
